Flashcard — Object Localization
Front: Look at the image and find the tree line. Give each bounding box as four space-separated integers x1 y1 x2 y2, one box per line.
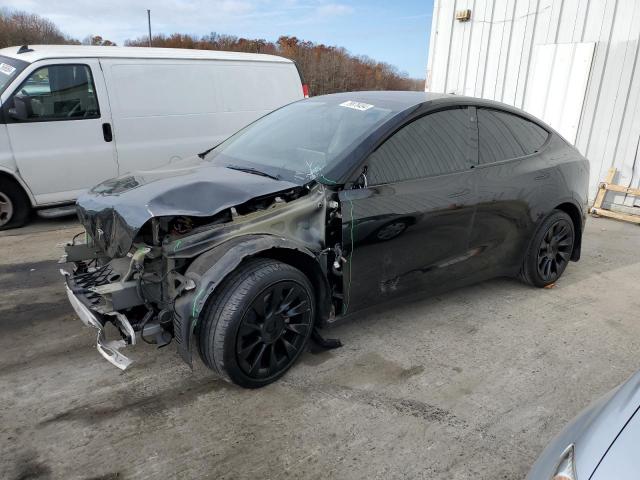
0 9 424 95
125 33 425 94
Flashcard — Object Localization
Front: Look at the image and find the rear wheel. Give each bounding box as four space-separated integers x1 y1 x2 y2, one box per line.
520 210 575 287
0 178 30 230
197 258 314 388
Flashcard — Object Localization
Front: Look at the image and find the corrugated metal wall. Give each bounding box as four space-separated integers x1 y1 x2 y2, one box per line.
426 0 640 209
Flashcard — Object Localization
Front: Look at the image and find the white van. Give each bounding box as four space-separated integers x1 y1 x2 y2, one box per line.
0 45 306 229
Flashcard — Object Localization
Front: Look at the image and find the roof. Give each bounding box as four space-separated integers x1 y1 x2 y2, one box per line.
311 90 452 112
0 45 294 64
316 91 545 124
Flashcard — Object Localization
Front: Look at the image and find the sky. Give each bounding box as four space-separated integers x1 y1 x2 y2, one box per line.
3 0 434 78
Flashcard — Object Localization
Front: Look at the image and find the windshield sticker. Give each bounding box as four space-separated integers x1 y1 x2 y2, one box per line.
0 63 16 76
340 100 374 111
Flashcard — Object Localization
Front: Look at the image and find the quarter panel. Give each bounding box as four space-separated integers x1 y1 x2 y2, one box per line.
469 135 583 277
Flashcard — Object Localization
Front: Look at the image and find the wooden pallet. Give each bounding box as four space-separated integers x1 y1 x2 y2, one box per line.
590 167 640 224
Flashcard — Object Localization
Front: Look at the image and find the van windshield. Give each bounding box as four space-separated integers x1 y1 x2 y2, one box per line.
207 98 395 184
0 55 28 96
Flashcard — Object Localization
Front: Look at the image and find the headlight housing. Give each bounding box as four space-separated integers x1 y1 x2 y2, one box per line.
552 444 577 480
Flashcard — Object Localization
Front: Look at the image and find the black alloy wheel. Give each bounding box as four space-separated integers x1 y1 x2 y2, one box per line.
536 219 573 283
520 209 575 287
197 258 315 388
236 281 312 379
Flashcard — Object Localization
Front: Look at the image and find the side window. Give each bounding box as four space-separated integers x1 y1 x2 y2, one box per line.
7 64 99 122
367 107 470 185
477 108 548 164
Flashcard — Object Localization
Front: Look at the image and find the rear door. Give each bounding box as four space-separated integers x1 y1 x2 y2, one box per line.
468 107 552 277
3 59 117 205
338 107 478 314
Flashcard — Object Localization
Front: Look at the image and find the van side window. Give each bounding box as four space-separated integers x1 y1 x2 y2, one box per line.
367 107 471 185
477 108 548 164
7 65 100 122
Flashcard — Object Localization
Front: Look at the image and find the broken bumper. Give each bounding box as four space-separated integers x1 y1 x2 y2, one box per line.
61 269 136 370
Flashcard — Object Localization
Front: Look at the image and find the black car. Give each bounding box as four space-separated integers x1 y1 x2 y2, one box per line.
62 91 589 388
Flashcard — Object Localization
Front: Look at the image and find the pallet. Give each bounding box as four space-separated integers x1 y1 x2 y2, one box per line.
590 167 640 224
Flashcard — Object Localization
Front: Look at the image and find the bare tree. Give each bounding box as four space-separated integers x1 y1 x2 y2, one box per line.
0 9 79 48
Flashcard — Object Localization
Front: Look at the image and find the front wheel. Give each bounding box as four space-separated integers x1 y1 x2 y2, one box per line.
197 258 315 388
0 178 31 230
520 210 575 287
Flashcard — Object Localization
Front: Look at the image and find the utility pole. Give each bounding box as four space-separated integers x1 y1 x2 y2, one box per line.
147 9 152 47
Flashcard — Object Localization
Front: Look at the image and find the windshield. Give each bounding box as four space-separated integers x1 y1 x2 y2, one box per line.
0 55 28 96
207 98 395 184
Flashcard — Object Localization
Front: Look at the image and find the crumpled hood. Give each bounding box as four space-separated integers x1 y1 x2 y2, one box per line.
76 156 299 258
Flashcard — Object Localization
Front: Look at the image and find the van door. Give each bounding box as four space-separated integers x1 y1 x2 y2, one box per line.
2 59 118 205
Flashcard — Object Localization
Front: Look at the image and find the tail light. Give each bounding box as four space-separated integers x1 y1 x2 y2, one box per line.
302 84 309 98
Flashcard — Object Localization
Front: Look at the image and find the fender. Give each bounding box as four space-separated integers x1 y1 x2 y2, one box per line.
529 195 585 263
0 165 36 207
172 234 329 366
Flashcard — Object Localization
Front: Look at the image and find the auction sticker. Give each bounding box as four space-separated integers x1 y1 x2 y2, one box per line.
0 63 16 76
339 100 374 111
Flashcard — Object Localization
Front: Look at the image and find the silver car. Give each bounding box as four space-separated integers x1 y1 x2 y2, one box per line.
527 370 640 479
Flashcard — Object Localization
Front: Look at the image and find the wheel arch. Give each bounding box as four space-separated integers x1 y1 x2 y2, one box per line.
0 170 35 207
554 201 583 261
173 234 330 366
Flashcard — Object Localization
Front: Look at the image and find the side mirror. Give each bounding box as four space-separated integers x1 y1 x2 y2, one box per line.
7 96 30 121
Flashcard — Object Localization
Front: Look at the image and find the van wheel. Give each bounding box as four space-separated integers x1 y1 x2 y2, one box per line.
520 209 575 288
197 258 315 388
0 178 31 230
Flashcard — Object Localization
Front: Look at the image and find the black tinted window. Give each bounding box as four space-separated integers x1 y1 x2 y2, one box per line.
367 107 470 185
8 64 99 122
477 109 548 163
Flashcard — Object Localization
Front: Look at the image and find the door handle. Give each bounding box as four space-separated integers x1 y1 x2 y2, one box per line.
447 188 470 198
102 123 113 142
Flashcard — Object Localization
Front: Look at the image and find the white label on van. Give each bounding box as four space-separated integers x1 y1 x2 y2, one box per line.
0 63 16 75
339 100 374 111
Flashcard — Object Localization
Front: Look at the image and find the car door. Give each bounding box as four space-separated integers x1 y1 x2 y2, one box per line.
338 106 478 314
468 107 552 277
2 59 118 205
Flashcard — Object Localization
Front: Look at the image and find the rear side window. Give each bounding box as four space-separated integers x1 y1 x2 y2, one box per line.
7 64 99 122
477 108 548 164
367 107 471 185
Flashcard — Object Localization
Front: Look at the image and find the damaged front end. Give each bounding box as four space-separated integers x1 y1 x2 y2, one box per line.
60 241 193 369
61 164 344 370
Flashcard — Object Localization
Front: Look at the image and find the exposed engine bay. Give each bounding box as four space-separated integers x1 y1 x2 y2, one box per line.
61 181 345 370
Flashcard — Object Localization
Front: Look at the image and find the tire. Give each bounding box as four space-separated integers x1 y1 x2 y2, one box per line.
520 209 575 288
197 258 315 388
0 177 31 230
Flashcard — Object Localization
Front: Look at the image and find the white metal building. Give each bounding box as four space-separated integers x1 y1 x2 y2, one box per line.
426 0 640 212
